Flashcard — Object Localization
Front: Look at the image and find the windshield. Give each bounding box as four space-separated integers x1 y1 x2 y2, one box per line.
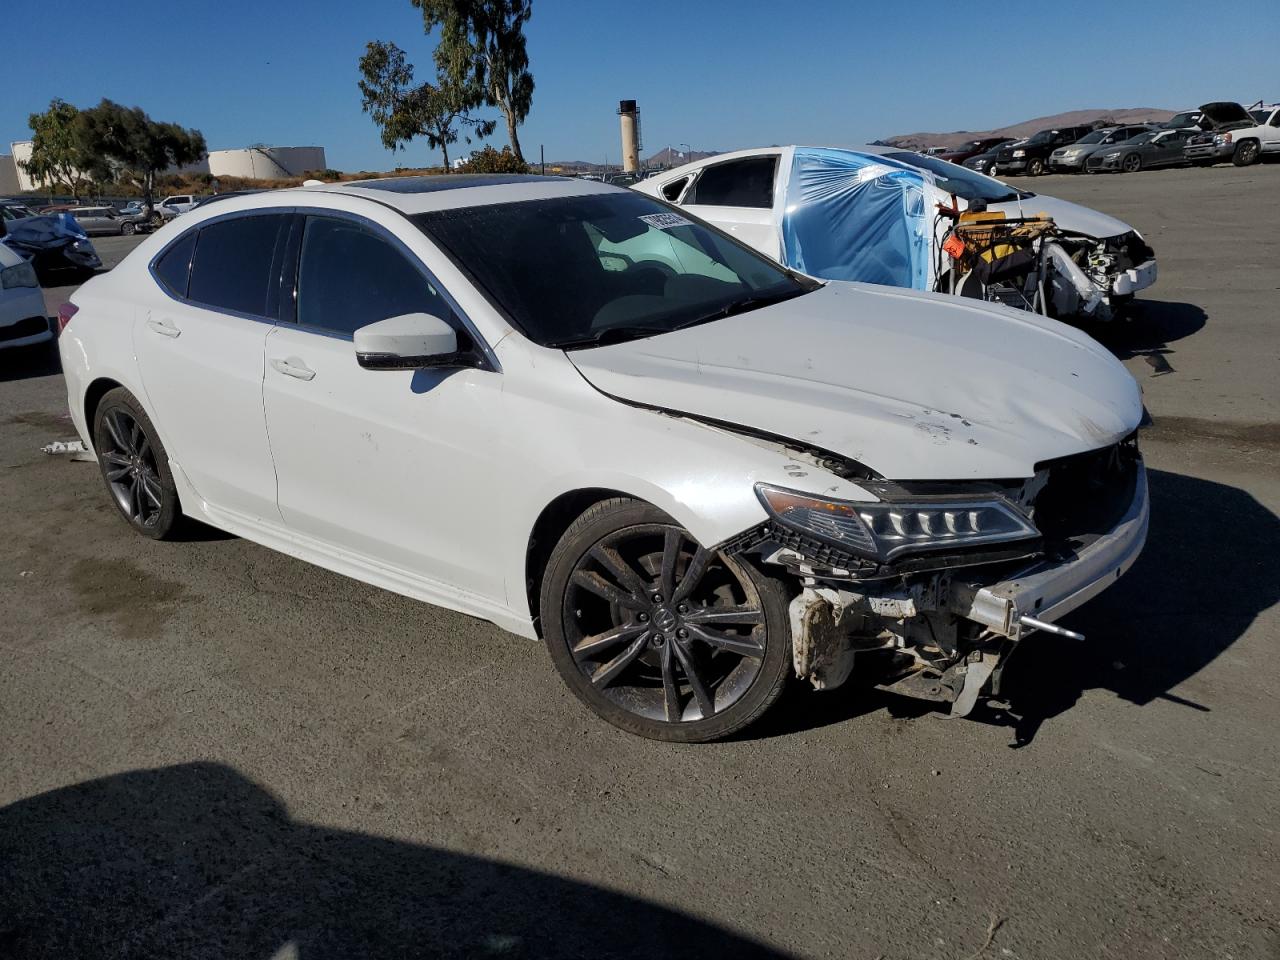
883 152 1029 203
1249 110 1270 124
415 192 812 349
0 204 34 221
1075 130 1108 145
1127 132 1157 145
1026 130 1057 145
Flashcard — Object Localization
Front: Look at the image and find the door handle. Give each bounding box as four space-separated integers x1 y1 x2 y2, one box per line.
270 358 316 381
146 319 181 338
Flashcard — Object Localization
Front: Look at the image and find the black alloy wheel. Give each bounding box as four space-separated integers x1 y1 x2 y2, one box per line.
92 387 182 539
540 498 792 742
1122 153 1143 173
1233 140 1260 167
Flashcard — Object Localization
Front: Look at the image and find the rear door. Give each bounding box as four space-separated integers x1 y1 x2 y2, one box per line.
261 212 504 598
678 155 781 259
134 212 289 522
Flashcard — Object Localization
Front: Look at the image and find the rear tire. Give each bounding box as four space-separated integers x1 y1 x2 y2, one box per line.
92 387 183 540
1233 140 1260 167
539 497 793 742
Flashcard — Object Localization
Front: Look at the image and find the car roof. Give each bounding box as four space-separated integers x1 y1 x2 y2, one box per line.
289 173 619 214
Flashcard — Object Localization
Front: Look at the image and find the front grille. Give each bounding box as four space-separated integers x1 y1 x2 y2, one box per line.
1032 436 1140 547
0 316 50 342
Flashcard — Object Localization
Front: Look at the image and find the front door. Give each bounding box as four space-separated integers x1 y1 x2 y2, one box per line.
261 213 505 600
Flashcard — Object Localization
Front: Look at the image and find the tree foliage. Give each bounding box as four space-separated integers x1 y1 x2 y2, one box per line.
454 144 528 174
358 40 494 170
73 100 206 214
24 99 86 198
410 0 534 162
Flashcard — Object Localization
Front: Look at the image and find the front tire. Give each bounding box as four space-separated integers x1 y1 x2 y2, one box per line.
92 387 183 540
1233 140 1260 167
1122 153 1142 173
1027 157 1046 176
121 221 136 236
539 498 793 742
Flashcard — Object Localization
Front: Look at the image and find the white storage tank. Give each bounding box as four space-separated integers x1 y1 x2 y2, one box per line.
207 146 327 179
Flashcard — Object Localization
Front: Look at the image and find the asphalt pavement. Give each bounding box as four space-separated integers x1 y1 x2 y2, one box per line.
1 166 1277 959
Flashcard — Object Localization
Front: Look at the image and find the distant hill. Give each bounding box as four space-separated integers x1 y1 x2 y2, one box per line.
883 108 1178 151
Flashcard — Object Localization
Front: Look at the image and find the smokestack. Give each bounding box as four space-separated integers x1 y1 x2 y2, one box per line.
618 100 640 173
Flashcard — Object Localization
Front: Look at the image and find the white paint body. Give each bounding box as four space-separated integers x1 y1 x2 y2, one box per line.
59 178 1144 640
635 145 1158 299
0 242 51 349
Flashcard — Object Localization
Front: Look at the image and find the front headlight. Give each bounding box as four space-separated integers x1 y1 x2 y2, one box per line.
0 260 39 289
1104 151 1122 160
1214 132 1233 145
1012 149 1025 157
756 484 1038 562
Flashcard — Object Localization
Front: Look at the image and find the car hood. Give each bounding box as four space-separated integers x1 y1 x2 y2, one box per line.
568 282 1141 481
1198 101 1252 127
986 194 1132 239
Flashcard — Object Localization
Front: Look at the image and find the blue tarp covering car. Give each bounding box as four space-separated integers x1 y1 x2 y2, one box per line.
779 147 931 290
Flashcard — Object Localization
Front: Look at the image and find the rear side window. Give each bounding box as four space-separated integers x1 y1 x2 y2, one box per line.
187 215 287 317
685 157 777 208
295 216 452 337
152 229 198 298
661 175 691 202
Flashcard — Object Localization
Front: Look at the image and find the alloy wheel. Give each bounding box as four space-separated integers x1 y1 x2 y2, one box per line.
98 408 164 528
561 523 768 724
1123 154 1142 173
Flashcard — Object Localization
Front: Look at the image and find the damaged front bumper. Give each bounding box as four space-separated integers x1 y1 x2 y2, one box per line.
778 461 1148 717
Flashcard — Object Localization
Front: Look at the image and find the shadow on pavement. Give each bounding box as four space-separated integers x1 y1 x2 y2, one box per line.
0 762 792 959
991 467 1280 745
1082 299 1207 375
0 337 60 384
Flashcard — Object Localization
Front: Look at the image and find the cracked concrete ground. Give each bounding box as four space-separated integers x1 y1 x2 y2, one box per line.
1 165 1278 959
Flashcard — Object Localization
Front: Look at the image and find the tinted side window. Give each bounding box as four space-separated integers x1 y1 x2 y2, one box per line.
153 229 198 298
685 157 777 208
295 216 451 337
188 215 287 316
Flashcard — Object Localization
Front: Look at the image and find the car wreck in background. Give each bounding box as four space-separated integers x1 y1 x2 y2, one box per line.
636 146 1157 321
0 206 102 282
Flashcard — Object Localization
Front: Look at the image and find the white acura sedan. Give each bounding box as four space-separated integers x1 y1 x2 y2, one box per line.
59 174 1148 741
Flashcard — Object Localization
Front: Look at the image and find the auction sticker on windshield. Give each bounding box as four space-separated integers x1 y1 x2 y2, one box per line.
639 212 693 230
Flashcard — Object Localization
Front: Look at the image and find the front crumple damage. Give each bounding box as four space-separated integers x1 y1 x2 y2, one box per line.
730 438 1149 718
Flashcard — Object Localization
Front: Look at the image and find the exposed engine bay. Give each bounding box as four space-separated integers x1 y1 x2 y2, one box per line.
935 203 1156 322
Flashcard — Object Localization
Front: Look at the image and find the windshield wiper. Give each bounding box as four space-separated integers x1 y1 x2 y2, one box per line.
671 286 809 332
549 325 668 350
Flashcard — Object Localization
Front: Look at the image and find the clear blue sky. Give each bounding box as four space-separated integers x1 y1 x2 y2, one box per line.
7 0 1278 170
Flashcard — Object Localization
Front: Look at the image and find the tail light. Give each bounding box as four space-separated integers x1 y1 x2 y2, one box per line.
57 302 78 334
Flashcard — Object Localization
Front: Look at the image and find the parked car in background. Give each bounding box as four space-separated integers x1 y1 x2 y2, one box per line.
938 137 1013 164
59 174 1148 741
1086 128 1196 173
0 210 102 281
636 146 1157 321
1048 125 1153 172
992 125 1095 176
69 205 139 236
962 140 1015 175
0 225 51 351
1184 101 1280 166
156 194 199 220
1161 109 1205 129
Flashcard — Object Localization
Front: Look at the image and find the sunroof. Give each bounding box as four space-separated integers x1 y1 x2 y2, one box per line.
344 174 566 194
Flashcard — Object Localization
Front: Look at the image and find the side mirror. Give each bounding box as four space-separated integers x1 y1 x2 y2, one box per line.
354 312 462 370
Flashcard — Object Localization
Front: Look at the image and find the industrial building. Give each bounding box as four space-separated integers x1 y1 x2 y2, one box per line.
0 154 19 194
